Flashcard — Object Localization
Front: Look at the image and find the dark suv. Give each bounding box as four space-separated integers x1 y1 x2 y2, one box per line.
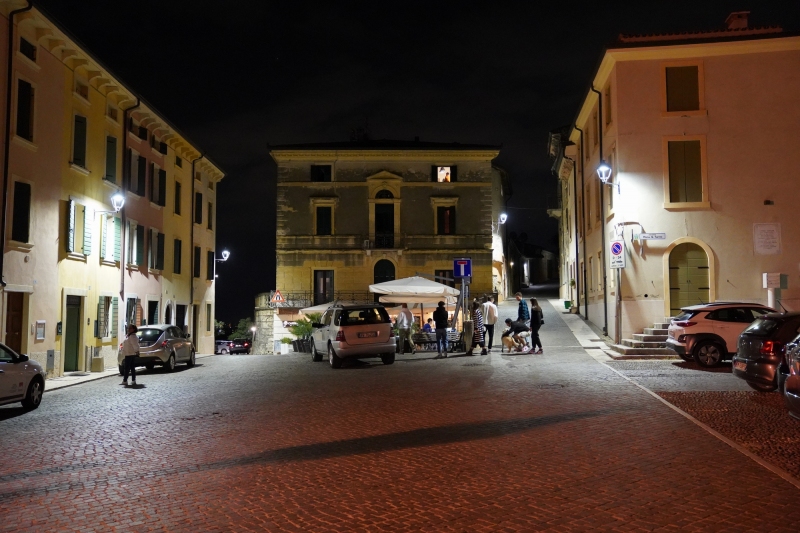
231 338 251 354
732 312 800 392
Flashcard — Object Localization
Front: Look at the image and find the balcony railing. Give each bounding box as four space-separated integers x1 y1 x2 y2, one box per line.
374 233 394 249
272 291 375 309
276 234 490 251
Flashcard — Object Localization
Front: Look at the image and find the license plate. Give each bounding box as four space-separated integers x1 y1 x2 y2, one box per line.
733 361 747 372
358 332 377 338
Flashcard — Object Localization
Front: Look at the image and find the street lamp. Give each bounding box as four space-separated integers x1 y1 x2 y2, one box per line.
214 249 230 279
97 191 125 214
596 160 612 183
251 326 257 348
498 213 507 224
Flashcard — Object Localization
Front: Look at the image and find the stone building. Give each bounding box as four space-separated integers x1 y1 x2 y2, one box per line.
258 140 504 347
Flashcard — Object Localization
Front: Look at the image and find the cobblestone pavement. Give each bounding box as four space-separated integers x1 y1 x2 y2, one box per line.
2 298 800 532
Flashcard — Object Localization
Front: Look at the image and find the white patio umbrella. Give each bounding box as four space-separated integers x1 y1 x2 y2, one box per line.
378 294 457 304
299 301 361 315
369 276 460 298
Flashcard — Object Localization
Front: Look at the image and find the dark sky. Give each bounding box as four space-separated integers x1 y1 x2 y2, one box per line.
34 0 800 323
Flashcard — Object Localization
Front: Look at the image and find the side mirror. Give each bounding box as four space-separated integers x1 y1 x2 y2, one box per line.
18 354 29 362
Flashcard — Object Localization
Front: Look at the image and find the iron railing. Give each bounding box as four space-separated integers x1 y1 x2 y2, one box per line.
273 291 375 309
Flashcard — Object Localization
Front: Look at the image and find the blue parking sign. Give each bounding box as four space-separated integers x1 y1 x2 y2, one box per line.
453 257 472 278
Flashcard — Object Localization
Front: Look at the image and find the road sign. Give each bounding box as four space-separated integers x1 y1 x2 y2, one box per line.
610 240 626 269
270 290 285 303
637 233 666 240
453 257 472 278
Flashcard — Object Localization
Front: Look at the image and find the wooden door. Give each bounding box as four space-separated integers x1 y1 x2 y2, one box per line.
668 243 709 316
4 292 24 353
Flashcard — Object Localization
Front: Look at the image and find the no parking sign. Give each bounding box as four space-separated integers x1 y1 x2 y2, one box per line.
610 240 626 269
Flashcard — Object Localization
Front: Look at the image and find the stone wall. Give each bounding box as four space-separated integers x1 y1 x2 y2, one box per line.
253 293 276 355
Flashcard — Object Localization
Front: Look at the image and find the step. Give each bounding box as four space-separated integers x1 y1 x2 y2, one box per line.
653 322 671 329
621 339 667 349
643 328 668 336
609 344 679 358
632 333 668 342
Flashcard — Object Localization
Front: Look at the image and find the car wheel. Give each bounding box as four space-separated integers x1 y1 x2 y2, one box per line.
164 353 176 372
694 341 725 368
187 351 196 368
145 362 155 371
381 353 395 365
328 343 343 369
118 364 124 376
311 340 323 362
747 380 777 392
21 377 44 410
220 348 229 355
677 352 693 363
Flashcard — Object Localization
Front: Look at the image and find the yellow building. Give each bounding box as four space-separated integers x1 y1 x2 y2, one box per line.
0 1 223 375
267 140 502 338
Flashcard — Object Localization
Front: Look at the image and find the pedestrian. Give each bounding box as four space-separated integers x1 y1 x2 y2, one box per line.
422 318 433 333
121 324 140 387
433 300 449 358
468 301 487 356
500 318 531 353
530 298 544 353
516 292 530 326
481 296 498 352
396 303 415 355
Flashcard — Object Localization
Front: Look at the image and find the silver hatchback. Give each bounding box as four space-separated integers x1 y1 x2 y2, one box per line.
118 324 195 374
310 304 396 368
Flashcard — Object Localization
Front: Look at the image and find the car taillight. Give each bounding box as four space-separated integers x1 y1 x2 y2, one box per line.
760 340 784 357
161 341 168 348
229 342 234 347
674 321 696 327
389 329 395 338
335 330 345 342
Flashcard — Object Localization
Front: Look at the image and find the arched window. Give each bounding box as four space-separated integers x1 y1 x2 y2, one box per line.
376 189 394 199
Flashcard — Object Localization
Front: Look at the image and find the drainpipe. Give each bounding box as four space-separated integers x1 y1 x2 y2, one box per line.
573 125 588 320
0 1 33 289
120 99 140 333
189 154 203 334
565 155 580 314
590 86 609 337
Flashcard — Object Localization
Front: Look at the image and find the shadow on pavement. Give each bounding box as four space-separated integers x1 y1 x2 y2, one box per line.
670 361 733 373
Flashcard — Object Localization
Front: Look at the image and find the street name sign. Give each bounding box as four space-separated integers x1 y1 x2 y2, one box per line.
639 233 666 240
610 240 626 269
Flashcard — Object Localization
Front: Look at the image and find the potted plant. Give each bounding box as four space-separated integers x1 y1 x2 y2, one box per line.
289 315 316 353
280 337 293 355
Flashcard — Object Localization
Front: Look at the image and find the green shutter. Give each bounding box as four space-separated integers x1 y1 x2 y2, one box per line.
157 232 165 270
96 298 105 338
158 169 167 207
136 224 144 265
72 116 87 167
450 166 457 182
100 216 107 259
105 136 117 183
149 163 155 202
83 205 92 256
113 217 121 261
138 158 146 196
66 199 75 253
111 297 118 336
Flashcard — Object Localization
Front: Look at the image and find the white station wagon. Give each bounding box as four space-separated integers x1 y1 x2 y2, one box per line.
0 342 46 409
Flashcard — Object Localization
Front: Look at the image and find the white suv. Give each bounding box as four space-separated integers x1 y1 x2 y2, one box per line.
666 302 774 367
310 304 396 368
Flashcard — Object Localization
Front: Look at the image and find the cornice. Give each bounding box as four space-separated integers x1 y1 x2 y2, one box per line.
270 149 500 162
277 182 491 187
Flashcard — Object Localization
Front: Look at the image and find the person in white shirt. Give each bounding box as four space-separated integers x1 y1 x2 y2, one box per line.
396 303 415 355
121 325 141 387
481 296 499 351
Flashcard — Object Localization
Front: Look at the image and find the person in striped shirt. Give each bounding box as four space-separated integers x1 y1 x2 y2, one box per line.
468 300 488 356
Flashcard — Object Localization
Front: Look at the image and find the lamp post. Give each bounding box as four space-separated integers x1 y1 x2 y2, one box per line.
214 249 230 278
250 326 257 351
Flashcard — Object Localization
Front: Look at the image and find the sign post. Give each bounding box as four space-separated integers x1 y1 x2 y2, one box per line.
452 257 472 332
609 240 626 269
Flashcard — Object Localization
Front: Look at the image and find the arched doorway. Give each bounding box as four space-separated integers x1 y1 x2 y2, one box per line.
668 243 709 315
375 190 394 248
374 260 395 303
164 302 173 325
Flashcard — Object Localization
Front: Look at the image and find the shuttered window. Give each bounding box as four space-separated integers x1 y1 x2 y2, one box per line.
207 250 215 280
193 246 201 278
66 200 88 254
11 181 31 243
174 181 182 215
16 79 34 141
173 238 182 274
105 136 117 183
148 229 165 270
207 202 213 230
666 66 700 112
436 206 456 235
668 140 703 203
150 166 166 206
316 206 332 235
194 192 203 224
72 115 87 167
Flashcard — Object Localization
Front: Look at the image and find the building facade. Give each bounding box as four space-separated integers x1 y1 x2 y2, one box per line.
266 140 503 340
549 12 800 343
0 1 223 375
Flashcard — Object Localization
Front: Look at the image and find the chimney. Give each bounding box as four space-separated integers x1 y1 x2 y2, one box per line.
725 11 749 30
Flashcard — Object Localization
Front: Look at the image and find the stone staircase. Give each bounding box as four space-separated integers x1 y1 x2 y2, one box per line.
610 318 679 358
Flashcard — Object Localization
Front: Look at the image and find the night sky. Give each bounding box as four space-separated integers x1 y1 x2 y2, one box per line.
33 0 800 323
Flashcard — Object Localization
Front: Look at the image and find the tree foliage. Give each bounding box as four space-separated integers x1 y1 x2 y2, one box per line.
228 317 254 340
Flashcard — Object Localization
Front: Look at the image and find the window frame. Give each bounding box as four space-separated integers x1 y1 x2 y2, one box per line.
430 197 458 236
15 77 35 143
662 135 710 210
661 60 706 117
71 113 88 169
310 197 337 236
310 164 333 182
10 179 33 246
173 238 182 274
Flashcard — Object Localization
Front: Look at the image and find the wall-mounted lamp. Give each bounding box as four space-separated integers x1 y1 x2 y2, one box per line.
97 192 125 215
499 213 508 224
596 161 612 183
216 249 231 262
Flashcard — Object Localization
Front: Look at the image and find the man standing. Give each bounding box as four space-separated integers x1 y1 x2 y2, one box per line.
397 303 415 355
433 301 449 358
481 296 498 351
516 292 530 325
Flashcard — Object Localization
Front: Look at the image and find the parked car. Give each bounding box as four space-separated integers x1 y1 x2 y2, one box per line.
782 335 800 418
118 324 195 374
0 342 45 409
666 302 774 367
311 304 396 368
215 339 235 354
230 338 251 354
732 312 800 392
